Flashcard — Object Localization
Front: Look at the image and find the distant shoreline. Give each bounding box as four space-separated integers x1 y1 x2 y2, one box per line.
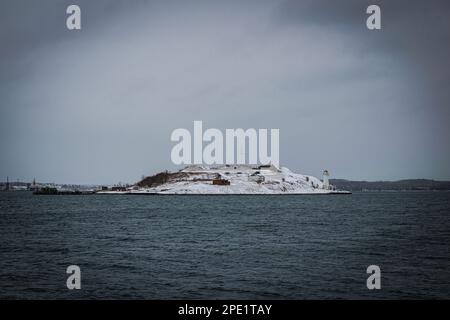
330 179 450 192
2 178 450 193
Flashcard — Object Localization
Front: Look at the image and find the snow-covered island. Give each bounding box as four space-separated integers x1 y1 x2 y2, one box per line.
97 165 351 195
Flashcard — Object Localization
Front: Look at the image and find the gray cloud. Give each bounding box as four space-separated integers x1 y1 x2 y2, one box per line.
1 0 449 184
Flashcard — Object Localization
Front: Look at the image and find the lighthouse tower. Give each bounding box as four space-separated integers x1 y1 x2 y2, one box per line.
323 170 330 190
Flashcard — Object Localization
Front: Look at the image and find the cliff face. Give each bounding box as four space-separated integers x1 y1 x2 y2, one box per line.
130 165 345 194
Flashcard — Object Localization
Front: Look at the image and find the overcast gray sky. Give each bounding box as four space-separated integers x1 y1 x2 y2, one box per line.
1 0 449 184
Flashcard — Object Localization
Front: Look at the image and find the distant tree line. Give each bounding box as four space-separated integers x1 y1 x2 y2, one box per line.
330 179 450 191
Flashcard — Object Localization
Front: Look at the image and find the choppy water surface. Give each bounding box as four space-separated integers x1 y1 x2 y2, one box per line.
0 192 449 299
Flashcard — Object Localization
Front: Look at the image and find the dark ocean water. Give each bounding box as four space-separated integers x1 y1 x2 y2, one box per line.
0 191 449 299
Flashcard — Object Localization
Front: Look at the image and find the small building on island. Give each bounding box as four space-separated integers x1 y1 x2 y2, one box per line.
212 179 230 186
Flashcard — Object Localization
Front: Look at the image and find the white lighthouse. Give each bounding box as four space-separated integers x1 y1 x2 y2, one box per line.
323 170 330 190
